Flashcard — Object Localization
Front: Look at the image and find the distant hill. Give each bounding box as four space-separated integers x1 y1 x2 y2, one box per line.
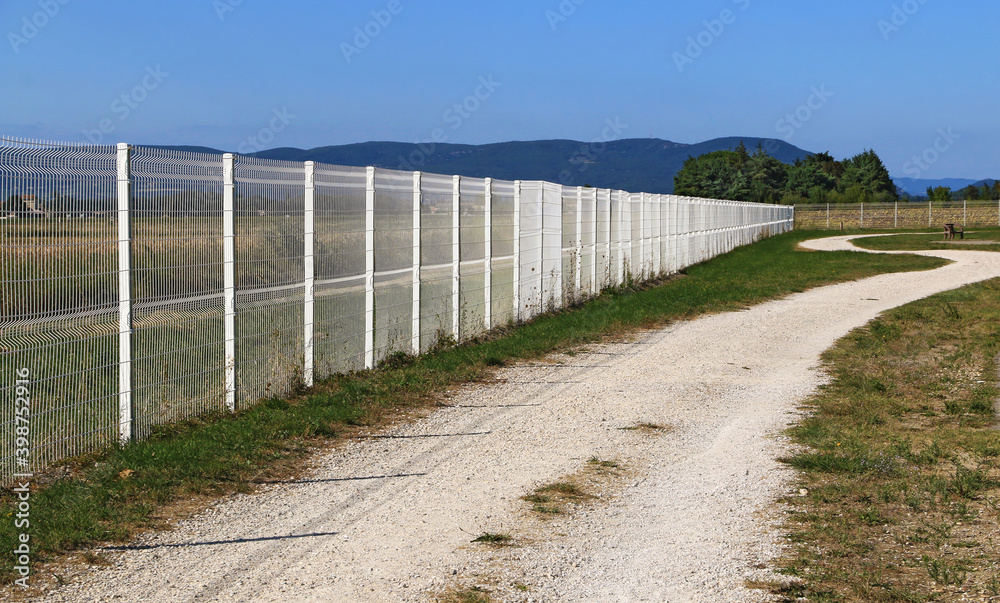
251 137 813 194
153 137 813 194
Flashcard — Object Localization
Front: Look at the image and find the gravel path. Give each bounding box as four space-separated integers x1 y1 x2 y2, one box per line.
37 236 1000 602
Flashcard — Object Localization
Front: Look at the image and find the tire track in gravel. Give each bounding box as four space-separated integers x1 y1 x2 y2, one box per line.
182 362 605 602
36 236 1000 602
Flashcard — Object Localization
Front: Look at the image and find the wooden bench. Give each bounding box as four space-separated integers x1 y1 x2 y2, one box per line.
943 223 964 240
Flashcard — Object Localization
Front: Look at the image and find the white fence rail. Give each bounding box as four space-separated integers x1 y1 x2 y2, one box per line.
0 137 793 480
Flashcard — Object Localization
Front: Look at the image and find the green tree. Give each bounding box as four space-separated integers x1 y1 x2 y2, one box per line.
786 160 836 201
927 186 953 202
674 143 787 203
958 185 982 200
674 150 743 200
745 145 788 204
839 149 897 200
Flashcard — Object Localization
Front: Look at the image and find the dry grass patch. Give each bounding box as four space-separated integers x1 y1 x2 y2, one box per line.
775 280 1000 602
436 585 497 603
618 422 673 433
521 458 627 517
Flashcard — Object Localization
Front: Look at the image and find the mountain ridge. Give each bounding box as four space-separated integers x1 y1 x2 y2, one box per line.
151 137 812 194
147 138 995 196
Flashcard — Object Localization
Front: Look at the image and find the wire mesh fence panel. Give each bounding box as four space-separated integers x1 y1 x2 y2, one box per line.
595 189 612 288
0 135 796 482
518 182 544 319
610 191 625 283
630 194 643 278
0 139 119 477
561 187 579 302
313 164 367 376
459 177 487 338
643 193 654 277
130 146 226 438
490 180 516 326
655 195 667 275
684 199 694 267
541 182 563 311
373 169 413 362
419 173 454 351
233 156 306 406
580 187 597 295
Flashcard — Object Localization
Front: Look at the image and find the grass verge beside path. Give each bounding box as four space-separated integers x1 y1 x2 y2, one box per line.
0 230 947 587
853 227 1000 253
771 280 1000 602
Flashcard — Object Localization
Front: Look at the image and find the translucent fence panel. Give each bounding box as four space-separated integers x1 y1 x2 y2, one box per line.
542 182 563 310
459 177 487 339
419 173 454 352
490 180 516 326
595 189 612 289
630 193 643 278
519 182 544 318
580 187 597 296
0 135 793 482
561 187 579 301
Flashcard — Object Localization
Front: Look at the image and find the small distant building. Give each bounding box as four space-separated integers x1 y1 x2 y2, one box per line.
15 194 50 217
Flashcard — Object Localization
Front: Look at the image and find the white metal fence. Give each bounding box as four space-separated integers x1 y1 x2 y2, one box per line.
0 137 793 481
795 200 1000 230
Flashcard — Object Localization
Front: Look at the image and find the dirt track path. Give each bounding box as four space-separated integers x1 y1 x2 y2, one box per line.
39 236 1000 602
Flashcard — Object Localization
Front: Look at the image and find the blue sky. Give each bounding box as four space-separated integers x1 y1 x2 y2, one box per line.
2 0 997 179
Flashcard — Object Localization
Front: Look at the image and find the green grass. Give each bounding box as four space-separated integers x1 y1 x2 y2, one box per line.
471 532 512 545
852 227 1000 253
777 279 1000 601
0 230 948 585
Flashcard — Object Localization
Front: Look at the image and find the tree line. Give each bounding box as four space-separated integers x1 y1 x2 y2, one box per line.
673 142 897 204
927 182 1000 202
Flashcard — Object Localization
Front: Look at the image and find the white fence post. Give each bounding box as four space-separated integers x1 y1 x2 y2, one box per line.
365 166 376 369
654 194 662 275
543 182 564 309
303 161 315 388
412 171 422 355
116 143 134 444
513 180 521 321
223 153 237 413
452 175 461 340
617 191 627 284
574 186 582 297
637 193 646 279
484 178 493 331
590 188 598 295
